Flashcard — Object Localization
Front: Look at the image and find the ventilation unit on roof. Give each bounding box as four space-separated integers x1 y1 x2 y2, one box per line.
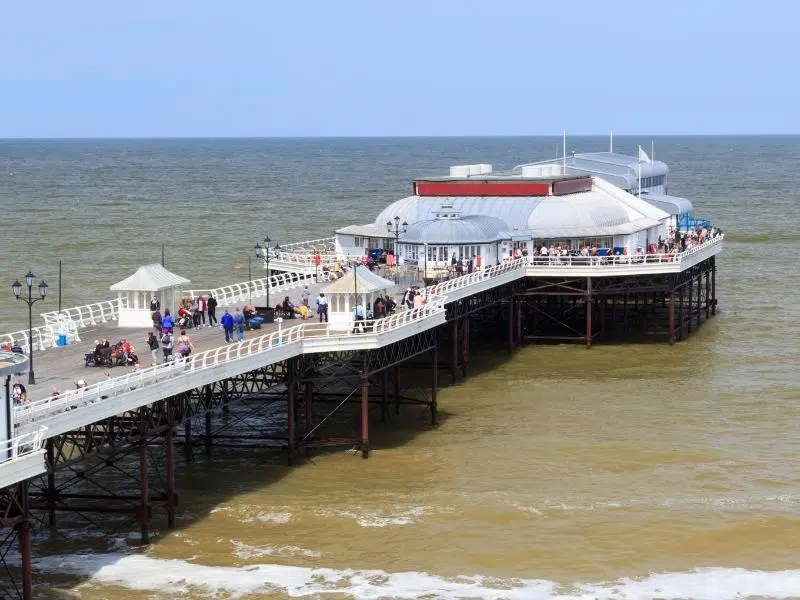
521 164 562 178
449 164 493 177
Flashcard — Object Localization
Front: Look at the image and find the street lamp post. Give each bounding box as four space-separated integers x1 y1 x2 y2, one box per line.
248 255 252 305
254 236 281 309
11 270 48 385
386 215 408 284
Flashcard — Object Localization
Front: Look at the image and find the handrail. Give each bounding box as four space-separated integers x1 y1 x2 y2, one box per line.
15 296 448 426
184 271 315 308
1 426 47 462
278 237 336 252
41 298 124 329
0 325 63 354
525 234 723 268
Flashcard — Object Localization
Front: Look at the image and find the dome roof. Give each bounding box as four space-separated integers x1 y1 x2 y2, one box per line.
526 195 629 236
403 215 507 244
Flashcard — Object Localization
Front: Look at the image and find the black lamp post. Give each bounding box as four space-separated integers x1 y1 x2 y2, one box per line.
386 216 408 284
11 270 48 385
254 236 281 309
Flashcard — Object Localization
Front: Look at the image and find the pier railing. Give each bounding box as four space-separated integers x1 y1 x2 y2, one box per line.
184 271 316 307
14 293 447 427
1 427 47 461
0 323 78 354
525 234 724 269
425 257 527 297
41 298 124 329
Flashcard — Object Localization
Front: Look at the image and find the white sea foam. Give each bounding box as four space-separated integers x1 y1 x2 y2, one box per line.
210 504 292 524
230 540 322 560
316 505 428 527
32 552 800 599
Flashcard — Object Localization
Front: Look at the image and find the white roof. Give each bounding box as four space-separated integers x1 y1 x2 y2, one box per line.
373 177 669 239
336 224 390 238
110 263 191 292
321 265 395 295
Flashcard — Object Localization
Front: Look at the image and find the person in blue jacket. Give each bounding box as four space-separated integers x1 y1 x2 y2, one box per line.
220 309 235 343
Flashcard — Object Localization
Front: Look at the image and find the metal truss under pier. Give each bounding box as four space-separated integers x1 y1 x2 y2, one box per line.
0 258 719 598
517 256 718 347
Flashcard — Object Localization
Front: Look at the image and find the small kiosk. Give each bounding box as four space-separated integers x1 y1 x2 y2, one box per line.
321 265 395 331
110 264 190 328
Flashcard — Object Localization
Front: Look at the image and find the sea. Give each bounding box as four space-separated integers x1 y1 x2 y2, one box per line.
1 136 799 599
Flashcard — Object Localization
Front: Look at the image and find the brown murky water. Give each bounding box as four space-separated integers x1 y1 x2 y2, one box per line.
2 137 799 598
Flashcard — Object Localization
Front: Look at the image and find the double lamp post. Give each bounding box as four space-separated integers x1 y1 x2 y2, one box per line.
386 216 407 284
11 270 48 385
254 236 280 309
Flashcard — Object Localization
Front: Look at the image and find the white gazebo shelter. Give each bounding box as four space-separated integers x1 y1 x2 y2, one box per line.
110 264 190 328
321 265 395 330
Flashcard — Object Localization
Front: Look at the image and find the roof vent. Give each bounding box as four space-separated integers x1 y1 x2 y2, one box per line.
449 164 493 177
435 201 461 220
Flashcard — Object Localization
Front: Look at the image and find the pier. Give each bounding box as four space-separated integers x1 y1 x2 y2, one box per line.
0 163 724 597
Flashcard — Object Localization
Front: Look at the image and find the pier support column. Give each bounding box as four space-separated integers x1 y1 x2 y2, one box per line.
138 409 150 544
450 318 459 384
360 372 370 459
380 369 389 423
165 416 176 529
516 296 523 348
507 297 515 354
287 358 296 466
431 331 439 426
585 278 593 349
221 379 229 419
687 273 694 334
461 317 469 377
183 412 192 462
15 482 32 600
304 381 313 457
668 293 675 346
393 364 400 416
705 268 711 319
711 259 717 315
46 439 56 527
204 385 212 457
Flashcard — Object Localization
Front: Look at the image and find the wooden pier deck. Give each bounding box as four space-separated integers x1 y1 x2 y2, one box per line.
16 280 336 402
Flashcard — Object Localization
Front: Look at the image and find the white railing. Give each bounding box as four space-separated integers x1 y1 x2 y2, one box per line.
1 325 61 354
425 258 527 297
1 426 47 462
41 298 124 329
15 296 448 427
278 237 336 253
184 272 315 308
526 234 724 269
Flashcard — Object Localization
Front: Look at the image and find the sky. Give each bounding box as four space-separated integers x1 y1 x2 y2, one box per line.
1 0 798 137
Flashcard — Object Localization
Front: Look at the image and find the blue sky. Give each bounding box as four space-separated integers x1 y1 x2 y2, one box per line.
1 0 797 137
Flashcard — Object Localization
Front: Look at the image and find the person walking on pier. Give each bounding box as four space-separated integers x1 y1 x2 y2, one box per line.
198 295 208 327
161 310 174 334
316 292 328 322
207 294 218 327
152 308 162 336
147 331 159 365
177 329 193 358
220 308 234 343
160 330 173 363
233 308 246 342
150 296 160 313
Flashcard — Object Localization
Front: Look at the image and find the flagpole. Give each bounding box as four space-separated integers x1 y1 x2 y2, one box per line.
637 149 642 196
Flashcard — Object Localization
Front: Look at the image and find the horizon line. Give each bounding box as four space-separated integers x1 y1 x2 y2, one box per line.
1 133 800 141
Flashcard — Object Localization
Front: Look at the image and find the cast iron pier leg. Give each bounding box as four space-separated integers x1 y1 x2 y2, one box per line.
287 358 296 466
17 482 32 600
46 439 56 527
507 296 515 354
711 259 717 315
166 417 176 529
380 369 389 423
585 278 593 349
360 372 370 459
431 331 439 426
451 318 458 384
139 409 150 543
393 364 400 416
304 381 313 457
668 293 675 345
